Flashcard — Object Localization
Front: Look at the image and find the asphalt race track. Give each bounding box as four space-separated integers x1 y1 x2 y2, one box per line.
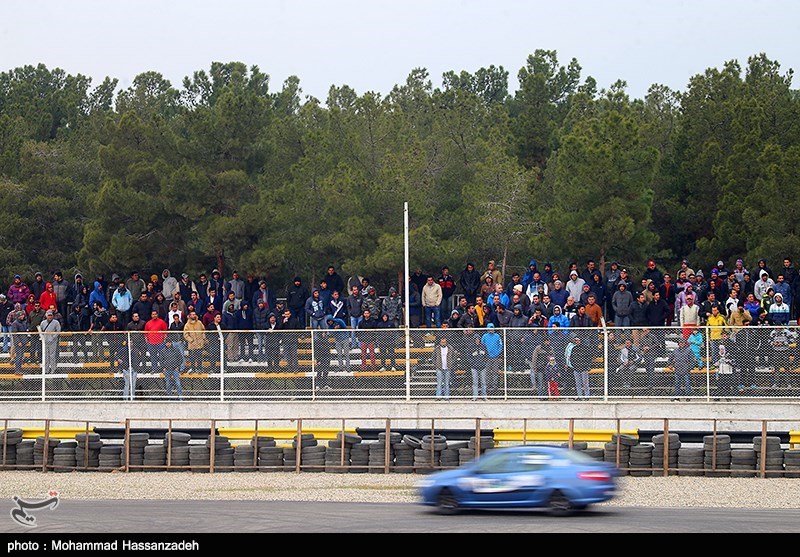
1 500 800 533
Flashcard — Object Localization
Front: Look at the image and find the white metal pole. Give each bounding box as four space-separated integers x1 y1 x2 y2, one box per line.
219 330 225 402
311 330 316 400
404 201 411 401
127 332 134 401
705 326 711 402
502 328 508 400
41 333 46 402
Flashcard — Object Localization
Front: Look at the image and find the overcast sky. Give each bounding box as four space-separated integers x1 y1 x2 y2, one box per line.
2 0 798 102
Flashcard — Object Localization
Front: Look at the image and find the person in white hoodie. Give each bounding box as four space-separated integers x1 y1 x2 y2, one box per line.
565 271 586 301
161 269 179 303
754 270 775 301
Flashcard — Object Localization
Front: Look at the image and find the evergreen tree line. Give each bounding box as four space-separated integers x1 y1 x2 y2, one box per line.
0 50 798 291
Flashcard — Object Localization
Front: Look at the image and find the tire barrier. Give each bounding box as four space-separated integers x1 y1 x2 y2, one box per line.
2 415 799 478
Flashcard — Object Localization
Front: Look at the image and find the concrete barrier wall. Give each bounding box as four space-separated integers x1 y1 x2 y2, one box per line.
2 401 799 432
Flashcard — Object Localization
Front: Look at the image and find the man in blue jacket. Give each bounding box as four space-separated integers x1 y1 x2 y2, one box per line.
481 323 503 396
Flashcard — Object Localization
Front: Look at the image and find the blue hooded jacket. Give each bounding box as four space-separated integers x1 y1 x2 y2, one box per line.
89 281 108 310
481 324 503 358
522 259 538 288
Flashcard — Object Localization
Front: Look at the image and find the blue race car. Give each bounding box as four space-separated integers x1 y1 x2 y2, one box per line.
417 445 617 515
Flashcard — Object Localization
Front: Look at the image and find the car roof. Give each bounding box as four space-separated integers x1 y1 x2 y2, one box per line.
491 445 570 455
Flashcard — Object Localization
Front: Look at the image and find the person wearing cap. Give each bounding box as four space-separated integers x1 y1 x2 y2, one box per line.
480 323 503 396
676 260 695 282
251 280 276 313
177 272 198 303
7 275 30 306
285 276 309 326
642 259 664 288
483 260 503 288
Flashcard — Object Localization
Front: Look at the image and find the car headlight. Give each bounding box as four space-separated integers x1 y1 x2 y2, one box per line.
415 479 435 489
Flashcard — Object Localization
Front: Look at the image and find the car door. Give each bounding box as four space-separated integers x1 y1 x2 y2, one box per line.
461 451 549 507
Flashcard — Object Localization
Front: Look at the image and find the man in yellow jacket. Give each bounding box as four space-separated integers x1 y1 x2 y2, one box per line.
706 305 728 360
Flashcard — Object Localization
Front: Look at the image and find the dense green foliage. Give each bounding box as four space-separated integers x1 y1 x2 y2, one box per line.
1 52 798 289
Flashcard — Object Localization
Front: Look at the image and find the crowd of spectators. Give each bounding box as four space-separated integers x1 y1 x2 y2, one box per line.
3 258 800 343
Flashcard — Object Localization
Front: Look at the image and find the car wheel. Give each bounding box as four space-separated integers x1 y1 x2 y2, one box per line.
436 489 460 515
547 490 573 517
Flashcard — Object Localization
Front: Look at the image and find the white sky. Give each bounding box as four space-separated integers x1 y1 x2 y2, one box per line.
1 0 798 102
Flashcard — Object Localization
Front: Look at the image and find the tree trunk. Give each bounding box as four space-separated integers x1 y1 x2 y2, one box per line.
216 248 225 279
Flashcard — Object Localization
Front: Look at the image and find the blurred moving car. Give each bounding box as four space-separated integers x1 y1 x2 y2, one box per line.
416 445 617 515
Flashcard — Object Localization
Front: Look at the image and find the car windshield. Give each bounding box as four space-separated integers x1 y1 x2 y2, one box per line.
472 447 595 474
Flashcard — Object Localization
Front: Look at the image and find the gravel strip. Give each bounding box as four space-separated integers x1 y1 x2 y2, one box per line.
1 472 799 508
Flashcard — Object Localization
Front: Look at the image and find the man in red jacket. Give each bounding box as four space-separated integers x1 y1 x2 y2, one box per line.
144 310 168 375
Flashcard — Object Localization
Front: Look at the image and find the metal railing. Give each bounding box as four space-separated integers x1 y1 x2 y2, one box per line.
1 325 799 401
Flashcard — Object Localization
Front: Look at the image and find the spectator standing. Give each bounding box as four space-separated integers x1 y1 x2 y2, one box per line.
144 310 168 374
51 271 71 319
437 266 456 315
481 323 503 395
286 276 309 326
324 266 345 297
422 276 443 328
161 269 179 303
458 263 481 305
125 271 146 301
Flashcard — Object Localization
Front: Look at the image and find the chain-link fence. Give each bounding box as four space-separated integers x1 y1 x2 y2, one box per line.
2 325 800 400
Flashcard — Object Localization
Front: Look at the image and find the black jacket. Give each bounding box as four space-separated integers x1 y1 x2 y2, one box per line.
286 283 310 311
645 299 670 326
459 267 482 298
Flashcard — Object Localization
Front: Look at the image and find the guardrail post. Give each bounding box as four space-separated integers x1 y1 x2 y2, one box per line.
523 418 527 446
760 420 767 479
42 419 50 473
340 419 346 472
568 418 574 449
210 419 216 474
167 419 173 470
474 418 481 462
124 419 130 473
295 419 302 474
384 418 391 474
663 418 669 477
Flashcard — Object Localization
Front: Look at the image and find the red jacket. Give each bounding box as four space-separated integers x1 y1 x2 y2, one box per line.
144 317 168 344
39 284 57 311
